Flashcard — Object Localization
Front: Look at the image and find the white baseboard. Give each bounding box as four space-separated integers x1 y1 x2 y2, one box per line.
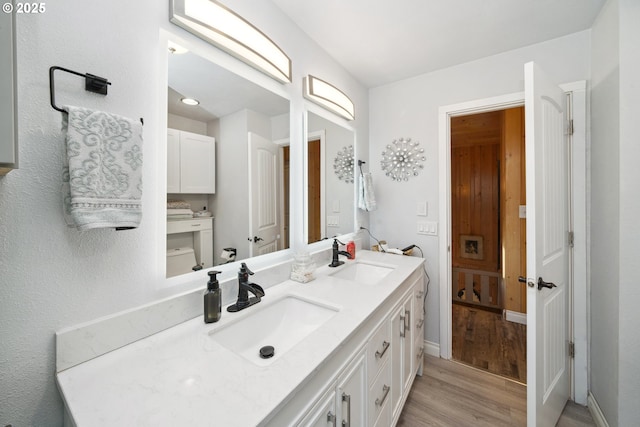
424 340 440 357
588 392 610 427
505 310 527 325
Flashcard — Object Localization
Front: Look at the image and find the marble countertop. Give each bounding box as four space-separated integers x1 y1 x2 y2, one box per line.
56 251 424 426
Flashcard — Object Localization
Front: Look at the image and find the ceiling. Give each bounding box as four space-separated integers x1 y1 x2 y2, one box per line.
272 0 606 88
168 49 289 122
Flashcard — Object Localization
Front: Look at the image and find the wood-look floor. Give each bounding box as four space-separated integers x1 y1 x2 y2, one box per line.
397 355 596 426
452 302 527 383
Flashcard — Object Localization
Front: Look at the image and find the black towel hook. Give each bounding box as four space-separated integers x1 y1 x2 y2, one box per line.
49 66 143 125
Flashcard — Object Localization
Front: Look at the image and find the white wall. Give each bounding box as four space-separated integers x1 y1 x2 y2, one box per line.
615 0 640 424
369 31 591 345
0 0 368 425
168 113 207 134
590 0 620 424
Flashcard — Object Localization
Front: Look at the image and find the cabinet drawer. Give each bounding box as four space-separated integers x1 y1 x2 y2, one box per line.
368 359 391 426
367 320 391 386
167 218 212 234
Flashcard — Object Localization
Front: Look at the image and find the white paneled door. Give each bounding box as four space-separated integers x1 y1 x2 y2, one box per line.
524 61 570 426
248 132 279 257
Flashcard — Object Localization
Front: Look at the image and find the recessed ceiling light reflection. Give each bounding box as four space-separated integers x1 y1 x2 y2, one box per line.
181 97 200 106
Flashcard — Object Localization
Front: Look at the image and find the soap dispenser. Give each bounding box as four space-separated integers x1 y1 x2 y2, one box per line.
204 270 222 323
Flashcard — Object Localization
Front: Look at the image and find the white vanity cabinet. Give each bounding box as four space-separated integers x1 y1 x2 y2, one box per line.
265 268 425 427
167 128 216 194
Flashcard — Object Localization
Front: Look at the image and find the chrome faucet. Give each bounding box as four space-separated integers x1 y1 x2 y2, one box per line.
329 238 352 267
227 263 265 312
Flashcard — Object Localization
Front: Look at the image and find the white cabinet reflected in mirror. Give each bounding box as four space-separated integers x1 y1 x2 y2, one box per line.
166 43 290 278
306 112 355 244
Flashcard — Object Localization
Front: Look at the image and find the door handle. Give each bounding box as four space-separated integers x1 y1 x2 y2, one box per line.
537 277 557 291
519 276 536 288
247 236 264 243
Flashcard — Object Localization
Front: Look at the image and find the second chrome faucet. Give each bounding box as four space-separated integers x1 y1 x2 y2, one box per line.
227 262 265 312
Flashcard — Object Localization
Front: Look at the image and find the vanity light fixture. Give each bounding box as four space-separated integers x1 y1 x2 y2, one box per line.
380 137 426 182
181 97 200 106
304 75 355 121
169 0 292 83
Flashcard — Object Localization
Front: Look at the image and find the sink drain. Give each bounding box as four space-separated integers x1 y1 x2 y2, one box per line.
259 345 275 359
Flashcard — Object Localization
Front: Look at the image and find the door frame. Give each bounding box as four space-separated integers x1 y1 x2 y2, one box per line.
437 82 588 404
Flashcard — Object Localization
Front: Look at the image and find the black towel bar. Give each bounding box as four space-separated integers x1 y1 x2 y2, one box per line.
49 66 143 125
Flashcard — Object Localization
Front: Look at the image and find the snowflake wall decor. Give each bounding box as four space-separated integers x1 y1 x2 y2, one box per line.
333 145 354 183
380 137 426 182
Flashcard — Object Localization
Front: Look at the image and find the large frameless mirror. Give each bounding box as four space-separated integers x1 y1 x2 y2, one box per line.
305 111 355 244
166 42 290 278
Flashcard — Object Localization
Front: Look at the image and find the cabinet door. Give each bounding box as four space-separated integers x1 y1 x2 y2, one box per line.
390 304 404 417
166 129 180 193
391 292 414 419
337 352 366 427
300 388 337 427
401 294 414 393
413 282 425 376
179 131 215 194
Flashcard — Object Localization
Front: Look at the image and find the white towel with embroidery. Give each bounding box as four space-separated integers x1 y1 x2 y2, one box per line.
358 172 377 212
62 106 143 230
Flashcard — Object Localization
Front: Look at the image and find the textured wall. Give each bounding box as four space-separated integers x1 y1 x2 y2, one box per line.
0 0 369 425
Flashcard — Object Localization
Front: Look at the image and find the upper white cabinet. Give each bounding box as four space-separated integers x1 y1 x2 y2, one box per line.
0 11 17 175
167 128 215 194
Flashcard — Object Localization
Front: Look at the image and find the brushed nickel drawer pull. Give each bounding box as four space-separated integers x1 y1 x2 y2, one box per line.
342 393 351 427
375 384 391 407
375 340 390 359
327 411 336 427
400 313 406 337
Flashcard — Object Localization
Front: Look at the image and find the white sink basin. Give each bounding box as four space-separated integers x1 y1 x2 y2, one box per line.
211 296 339 366
330 261 395 284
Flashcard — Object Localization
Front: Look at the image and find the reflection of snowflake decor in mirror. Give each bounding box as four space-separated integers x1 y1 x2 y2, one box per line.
380 137 426 182
333 145 355 183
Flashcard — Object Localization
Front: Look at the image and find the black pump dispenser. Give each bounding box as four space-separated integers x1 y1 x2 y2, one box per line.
204 270 222 323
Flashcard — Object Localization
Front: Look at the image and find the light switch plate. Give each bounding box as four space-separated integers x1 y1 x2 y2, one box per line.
417 221 438 236
327 215 339 227
417 201 428 216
